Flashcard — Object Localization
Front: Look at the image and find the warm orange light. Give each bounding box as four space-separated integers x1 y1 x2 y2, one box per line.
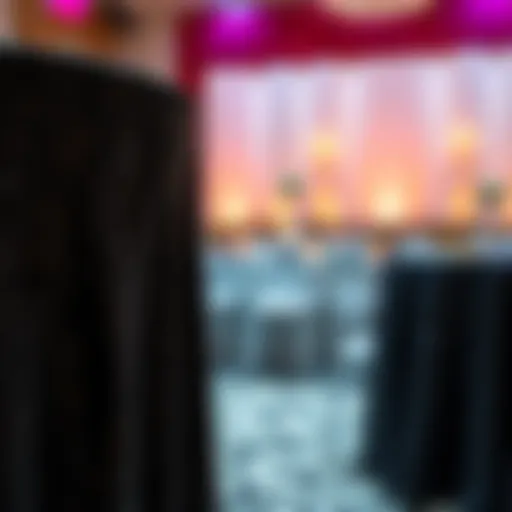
213 193 250 228
502 184 512 224
270 197 295 229
310 133 339 164
321 0 434 20
373 185 406 225
448 187 476 223
311 194 341 224
447 122 479 161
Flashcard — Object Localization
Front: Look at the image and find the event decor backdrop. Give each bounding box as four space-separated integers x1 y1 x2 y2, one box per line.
202 52 512 231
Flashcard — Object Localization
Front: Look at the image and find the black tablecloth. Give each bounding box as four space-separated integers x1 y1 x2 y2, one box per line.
1 49 209 512
366 258 512 511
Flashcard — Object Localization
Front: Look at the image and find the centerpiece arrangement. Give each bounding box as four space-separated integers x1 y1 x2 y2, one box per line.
478 178 505 213
276 171 307 241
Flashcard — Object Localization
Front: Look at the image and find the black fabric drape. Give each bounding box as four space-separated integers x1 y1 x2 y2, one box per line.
0 49 210 512
365 258 512 511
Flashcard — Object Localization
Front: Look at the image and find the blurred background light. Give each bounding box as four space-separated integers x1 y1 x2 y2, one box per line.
44 0 92 24
271 197 295 229
214 192 252 228
320 0 435 21
373 184 407 226
310 133 339 164
208 3 268 49
447 121 480 162
465 0 512 24
311 194 342 225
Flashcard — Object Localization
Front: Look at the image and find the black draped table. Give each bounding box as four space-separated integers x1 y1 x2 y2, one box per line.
365 257 512 512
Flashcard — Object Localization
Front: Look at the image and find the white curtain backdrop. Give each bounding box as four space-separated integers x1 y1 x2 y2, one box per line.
203 50 512 228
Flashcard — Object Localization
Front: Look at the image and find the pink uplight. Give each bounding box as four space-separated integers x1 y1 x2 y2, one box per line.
45 0 92 24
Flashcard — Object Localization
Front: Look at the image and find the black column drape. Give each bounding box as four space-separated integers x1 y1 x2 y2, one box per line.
1 48 210 512
365 258 512 511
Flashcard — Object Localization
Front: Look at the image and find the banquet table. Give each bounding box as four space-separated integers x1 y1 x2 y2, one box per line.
365 257 512 512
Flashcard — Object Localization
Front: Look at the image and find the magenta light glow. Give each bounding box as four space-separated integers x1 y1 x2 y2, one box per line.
465 0 512 24
209 6 268 49
45 0 92 24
